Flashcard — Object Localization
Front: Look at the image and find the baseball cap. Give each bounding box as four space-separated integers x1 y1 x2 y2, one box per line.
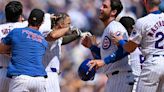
28 8 44 26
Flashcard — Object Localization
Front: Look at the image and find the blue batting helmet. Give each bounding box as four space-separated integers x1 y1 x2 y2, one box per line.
78 59 96 81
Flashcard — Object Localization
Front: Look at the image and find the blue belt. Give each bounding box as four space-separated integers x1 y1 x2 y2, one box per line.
50 68 61 75
50 68 57 72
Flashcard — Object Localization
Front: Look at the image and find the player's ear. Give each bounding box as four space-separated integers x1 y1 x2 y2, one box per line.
111 10 117 17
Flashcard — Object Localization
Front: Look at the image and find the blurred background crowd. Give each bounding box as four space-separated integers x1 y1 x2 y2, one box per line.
0 0 164 92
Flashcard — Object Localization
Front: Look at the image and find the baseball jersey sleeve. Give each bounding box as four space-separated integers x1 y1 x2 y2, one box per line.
1 29 14 45
39 13 51 35
109 21 128 41
129 20 143 44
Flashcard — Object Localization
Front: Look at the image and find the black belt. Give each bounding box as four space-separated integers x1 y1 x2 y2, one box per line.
0 66 3 69
106 70 132 78
9 75 48 78
153 55 164 57
111 70 132 75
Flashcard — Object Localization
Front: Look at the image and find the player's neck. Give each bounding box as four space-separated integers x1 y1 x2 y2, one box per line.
148 7 159 13
104 17 115 27
28 26 39 31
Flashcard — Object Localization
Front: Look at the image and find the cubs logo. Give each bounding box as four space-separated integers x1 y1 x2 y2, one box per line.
102 36 111 49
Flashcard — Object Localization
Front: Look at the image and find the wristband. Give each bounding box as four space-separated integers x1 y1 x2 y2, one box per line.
118 40 126 47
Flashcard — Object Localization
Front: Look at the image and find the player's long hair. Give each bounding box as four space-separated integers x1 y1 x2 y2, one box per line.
51 13 69 29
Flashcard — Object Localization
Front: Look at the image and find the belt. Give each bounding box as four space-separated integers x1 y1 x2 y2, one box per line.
9 75 48 79
106 70 132 77
153 55 164 57
0 66 7 69
50 68 61 75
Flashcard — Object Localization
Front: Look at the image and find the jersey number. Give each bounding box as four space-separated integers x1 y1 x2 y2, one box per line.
155 32 164 49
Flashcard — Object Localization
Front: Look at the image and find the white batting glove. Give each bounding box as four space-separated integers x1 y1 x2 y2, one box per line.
81 32 92 37
69 26 81 36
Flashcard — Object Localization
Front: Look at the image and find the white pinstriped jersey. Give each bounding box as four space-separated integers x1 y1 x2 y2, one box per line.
100 21 132 74
0 21 28 67
130 13 164 57
0 13 51 67
42 38 63 72
129 48 142 76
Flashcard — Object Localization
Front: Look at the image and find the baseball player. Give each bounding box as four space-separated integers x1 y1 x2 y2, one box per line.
112 0 164 92
0 1 57 92
81 0 134 92
0 9 48 92
0 1 27 92
119 16 142 92
40 12 92 92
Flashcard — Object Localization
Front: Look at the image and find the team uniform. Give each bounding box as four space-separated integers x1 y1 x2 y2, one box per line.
129 11 164 92
1 27 48 92
0 13 51 92
100 21 134 92
42 38 62 92
129 48 142 92
0 21 28 92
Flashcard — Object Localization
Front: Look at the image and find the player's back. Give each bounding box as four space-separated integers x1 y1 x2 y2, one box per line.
0 21 27 67
131 12 164 56
42 38 62 72
100 21 131 74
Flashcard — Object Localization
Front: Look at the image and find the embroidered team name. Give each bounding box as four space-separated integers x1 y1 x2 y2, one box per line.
148 20 164 36
1 29 11 35
22 30 43 43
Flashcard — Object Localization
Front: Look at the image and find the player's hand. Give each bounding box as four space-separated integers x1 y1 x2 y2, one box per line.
112 31 124 45
87 60 105 71
69 26 82 36
81 35 97 48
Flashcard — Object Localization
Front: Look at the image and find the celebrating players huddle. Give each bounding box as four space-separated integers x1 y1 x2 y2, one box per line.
0 0 164 92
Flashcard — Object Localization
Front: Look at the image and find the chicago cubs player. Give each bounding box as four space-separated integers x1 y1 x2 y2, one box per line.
0 1 54 92
0 1 27 92
112 0 164 92
0 8 48 92
81 0 134 92
41 12 92 92
119 16 142 92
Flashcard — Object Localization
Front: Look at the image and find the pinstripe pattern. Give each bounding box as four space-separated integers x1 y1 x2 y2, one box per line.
130 13 164 92
99 21 134 92
9 75 46 92
0 22 27 92
105 71 134 92
42 38 62 92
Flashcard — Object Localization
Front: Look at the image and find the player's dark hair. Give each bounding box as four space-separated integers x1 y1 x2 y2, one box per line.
110 0 123 17
5 1 23 22
28 9 44 26
119 16 135 35
147 0 161 8
51 12 69 29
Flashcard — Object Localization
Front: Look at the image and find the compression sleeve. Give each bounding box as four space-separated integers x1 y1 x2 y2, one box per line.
89 45 101 59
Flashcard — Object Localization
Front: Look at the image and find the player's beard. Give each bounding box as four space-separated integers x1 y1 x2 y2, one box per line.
99 12 110 22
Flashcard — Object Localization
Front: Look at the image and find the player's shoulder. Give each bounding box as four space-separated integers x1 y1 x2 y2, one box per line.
136 14 154 25
108 20 127 32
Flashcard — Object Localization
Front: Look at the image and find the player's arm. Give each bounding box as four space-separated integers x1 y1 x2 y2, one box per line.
0 42 11 54
62 34 79 45
81 35 101 59
88 45 129 70
0 30 13 54
45 27 69 41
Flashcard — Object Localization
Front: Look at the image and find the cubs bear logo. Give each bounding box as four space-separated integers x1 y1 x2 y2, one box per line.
102 36 111 49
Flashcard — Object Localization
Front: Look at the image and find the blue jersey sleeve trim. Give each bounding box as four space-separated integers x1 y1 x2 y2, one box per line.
89 45 101 59
118 40 126 47
103 45 129 64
